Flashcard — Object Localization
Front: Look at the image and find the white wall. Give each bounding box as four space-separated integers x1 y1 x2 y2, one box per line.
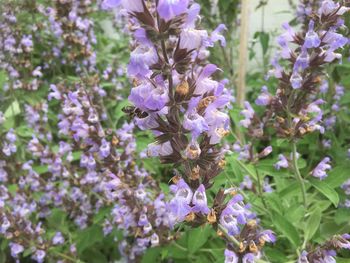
247 0 296 70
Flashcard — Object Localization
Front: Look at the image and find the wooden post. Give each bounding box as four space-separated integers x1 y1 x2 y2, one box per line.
237 0 250 107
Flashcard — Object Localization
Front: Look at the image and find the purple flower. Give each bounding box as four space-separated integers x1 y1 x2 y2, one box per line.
294 48 310 71
224 249 238 263
220 208 239 235
239 101 254 128
179 28 207 50
312 157 331 180
298 251 309 263
121 0 144 12
192 184 210 214
209 24 227 47
157 0 189 21
147 141 173 157
127 45 158 78
102 0 121 9
260 146 272 157
21 35 33 48
9 243 24 258
304 20 321 48
258 230 276 243
183 112 209 139
240 176 253 190
255 86 271 106
6 129 16 143
242 253 255 263
32 250 46 263
150 233 159 246
169 179 193 221
290 71 303 89
319 1 349 16
48 84 61 100
52 232 65 245
275 154 289 170
32 66 43 77
129 83 168 111
263 178 273 193
99 139 111 158
278 22 296 43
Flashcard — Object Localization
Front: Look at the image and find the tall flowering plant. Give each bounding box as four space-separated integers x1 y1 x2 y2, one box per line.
236 0 350 261
104 0 276 261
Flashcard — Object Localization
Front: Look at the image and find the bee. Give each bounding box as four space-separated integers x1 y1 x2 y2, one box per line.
122 106 148 118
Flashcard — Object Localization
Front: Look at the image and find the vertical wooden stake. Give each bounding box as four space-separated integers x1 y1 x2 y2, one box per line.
237 0 250 107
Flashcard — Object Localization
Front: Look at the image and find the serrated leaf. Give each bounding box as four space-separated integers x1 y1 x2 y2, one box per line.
309 178 339 207
271 211 301 247
304 208 321 242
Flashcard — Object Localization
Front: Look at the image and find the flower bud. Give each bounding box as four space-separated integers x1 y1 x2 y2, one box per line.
175 80 189 96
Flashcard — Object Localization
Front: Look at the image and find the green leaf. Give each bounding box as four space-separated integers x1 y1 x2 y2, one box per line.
47 209 67 232
4 100 20 118
325 166 350 188
309 178 339 207
334 208 350 224
16 126 34 137
93 207 111 224
304 208 321 242
336 258 350 263
271 211 301 247
76 225 104 254
259 31 270 55
187 225 212 253
114 100 130 124
33 165 48 175
141 247 161 263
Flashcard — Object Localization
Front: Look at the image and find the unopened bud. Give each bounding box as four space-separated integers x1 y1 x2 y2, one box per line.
112 136 119 146
218 159 226 168
175 81 189 96
247 220 257 228
171 175 181 184
276 116 285 123
185 142 201 160
197 96 215 112
224 187 238 195
239 242 246 253
207 209 217 224
185 212 196 222
190 166 200 181
249 241 258 253
259 146 272 158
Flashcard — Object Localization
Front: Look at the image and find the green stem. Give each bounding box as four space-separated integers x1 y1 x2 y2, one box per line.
218 224 240 247
173 242 187 251
255 167 268 210
50 250 76 262
291 141 307 208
